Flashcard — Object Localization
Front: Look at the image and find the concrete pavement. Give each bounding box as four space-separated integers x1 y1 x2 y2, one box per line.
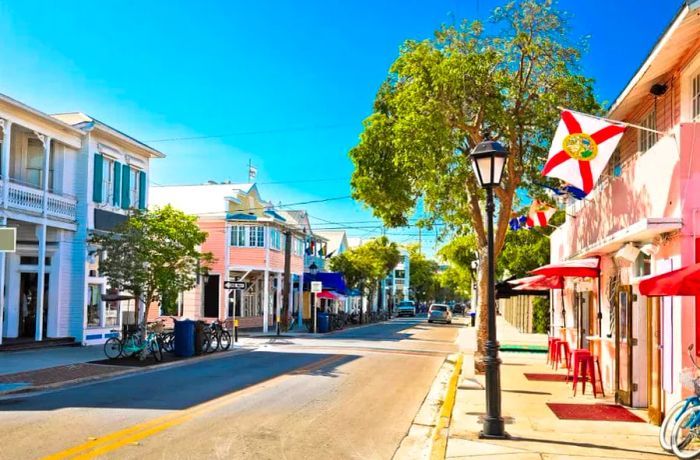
0 317 459 460
444 318 668 459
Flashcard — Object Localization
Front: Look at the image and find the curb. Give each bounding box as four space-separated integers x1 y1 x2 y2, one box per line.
430 353 463 460
0 345 256 400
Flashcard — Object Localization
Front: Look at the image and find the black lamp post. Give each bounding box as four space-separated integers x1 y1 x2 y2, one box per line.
309 262 319 276
470 138 509 439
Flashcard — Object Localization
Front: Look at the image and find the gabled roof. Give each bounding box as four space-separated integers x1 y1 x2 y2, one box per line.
608 1 700 120
149 183 255 216
51 112 165 158
314 230 348 255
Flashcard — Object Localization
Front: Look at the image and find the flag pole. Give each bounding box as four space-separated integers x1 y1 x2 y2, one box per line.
558 107 668 136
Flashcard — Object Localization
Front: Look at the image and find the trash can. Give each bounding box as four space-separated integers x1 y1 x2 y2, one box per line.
469 311 476 327
317 312 330 333
174 319 195 357
194 320 207 355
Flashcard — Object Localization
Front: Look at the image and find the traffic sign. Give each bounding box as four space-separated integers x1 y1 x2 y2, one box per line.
224 281 247 290
310 281 323 293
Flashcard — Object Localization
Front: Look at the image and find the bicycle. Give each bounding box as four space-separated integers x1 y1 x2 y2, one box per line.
668 344 700 458
103 324 163 362
210 320 231 351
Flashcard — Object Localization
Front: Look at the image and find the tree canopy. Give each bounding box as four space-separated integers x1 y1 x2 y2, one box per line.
90 205 212 330
406 244 439 303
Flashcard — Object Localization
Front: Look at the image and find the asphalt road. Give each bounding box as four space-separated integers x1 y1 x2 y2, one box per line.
0 317 460 460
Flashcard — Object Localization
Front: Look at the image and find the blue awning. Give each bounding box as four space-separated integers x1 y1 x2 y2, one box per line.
304 272 347 294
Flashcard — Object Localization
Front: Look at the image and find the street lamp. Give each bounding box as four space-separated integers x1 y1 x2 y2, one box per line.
470 138 509 439
309 262 319 276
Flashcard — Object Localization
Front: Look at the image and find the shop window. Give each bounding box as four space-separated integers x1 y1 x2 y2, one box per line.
634 251 651 277
87 284 102 327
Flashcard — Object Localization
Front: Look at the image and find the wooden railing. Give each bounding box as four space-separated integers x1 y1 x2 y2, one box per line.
0 180 77 221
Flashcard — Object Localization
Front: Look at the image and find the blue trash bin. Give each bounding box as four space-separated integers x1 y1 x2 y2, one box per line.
469 311 476 327
317 313 330 333
174 319 195 357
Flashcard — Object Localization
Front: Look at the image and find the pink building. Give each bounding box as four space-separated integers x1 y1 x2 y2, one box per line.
549 3 700 424
150 183 309 331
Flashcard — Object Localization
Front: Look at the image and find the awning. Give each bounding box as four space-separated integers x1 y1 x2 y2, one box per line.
508 275 545 285
304 272 347 294
316 291 337 299
496 278 550 299
530 257 600 278
514 275 564 290
639 263 700 296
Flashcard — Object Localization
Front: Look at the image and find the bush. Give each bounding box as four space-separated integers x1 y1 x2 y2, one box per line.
532 297 550 334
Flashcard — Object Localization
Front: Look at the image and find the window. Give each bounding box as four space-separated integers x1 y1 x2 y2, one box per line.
294 237 304 256
26 138 53 189
87 284 102 327
607 148 622 178
693 74 700 120
639 109 658 153
230 226 265 248
130 168 140 207
270 228 281 251
102 157 115 205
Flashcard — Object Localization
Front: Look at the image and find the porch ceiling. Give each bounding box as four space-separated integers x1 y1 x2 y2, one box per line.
574 217 682 258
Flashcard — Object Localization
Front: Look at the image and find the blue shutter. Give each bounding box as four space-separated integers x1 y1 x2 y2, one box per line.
121 167 131 209
92 154 103 203
138 170 147 210
113 162 121 207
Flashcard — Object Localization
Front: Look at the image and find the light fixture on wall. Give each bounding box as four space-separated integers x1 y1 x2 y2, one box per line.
615 243 640 264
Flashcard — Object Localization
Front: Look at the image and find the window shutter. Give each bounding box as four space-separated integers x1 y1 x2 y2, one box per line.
92 154 103 203
138 170 147 209
113 162 121 207
121 167 131 209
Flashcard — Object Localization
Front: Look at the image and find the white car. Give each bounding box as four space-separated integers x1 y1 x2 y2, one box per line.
396 300 416 317
428 304 452 324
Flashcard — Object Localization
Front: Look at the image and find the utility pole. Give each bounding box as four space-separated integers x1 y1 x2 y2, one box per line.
282 230 292 332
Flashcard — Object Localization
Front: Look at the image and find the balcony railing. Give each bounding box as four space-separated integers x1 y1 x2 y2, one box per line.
0 180 77 221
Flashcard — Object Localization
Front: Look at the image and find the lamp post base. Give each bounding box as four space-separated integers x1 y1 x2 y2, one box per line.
478 428 510 440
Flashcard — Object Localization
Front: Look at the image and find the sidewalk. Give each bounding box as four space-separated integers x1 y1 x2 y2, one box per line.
447 317 667 459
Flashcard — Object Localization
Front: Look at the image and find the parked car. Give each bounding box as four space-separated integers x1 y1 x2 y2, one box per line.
428 304 452 324
396 300 417 317
452 303 465 315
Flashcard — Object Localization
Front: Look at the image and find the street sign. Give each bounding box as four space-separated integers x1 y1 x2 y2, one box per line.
224 281 247 290
310 281 322 293
0 228 16 252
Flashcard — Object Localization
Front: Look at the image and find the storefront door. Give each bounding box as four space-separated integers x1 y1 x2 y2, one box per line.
616 285 634 406
647 297 663 424
18 272 49 338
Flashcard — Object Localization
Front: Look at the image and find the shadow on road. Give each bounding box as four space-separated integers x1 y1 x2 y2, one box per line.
0 351 358 413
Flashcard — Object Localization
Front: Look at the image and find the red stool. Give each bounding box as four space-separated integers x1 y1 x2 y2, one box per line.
554 340 571 370
589 355 605 397
547 337 558 365
548 338 560 368
570 349 598 397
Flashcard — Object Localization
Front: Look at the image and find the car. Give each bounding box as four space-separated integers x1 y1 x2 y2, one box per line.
396 300 416 317
428 304 452 324
452 303 465 315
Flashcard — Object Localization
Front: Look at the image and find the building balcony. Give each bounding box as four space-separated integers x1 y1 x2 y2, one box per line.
0 178 76 222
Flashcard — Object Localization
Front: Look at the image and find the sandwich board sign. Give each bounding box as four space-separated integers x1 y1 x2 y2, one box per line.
0 228 16 252
310 281 322 293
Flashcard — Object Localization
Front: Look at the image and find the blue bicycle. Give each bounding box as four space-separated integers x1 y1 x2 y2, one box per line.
667 345 700 458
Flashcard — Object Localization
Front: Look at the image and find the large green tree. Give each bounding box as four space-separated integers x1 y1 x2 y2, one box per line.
90 205 212 339
406 244 439 303
349 0 597 370
329 236 401 323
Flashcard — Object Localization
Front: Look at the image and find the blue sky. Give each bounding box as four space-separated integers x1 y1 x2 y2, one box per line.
0 0 682 256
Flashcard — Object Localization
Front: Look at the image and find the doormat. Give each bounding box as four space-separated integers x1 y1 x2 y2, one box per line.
523 373 570 382
546 403 645 422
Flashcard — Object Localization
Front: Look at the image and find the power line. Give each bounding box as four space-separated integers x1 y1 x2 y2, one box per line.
145 122 356 143
186 195 353 216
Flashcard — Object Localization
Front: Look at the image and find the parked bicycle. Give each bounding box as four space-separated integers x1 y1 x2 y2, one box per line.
103 323 163 362
664 344 700 458
210 320 231 351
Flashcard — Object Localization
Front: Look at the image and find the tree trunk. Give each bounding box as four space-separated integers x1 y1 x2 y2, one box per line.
475 251 489 374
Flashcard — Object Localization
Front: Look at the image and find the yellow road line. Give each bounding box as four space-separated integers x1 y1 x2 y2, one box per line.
43 354 345 460
430 353 463 460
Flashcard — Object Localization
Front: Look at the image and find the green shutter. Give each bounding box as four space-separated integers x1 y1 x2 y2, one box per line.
113 162 121 207
138 170 147 209
121 167 131 209
92 154 103 203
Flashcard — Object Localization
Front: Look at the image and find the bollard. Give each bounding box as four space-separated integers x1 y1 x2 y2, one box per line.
234 319 239 342
276 317 281 336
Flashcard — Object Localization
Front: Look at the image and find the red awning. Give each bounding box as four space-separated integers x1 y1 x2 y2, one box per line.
530 257 600 278
639 263 700 296
316 291 338 299
508 275 545 285
515 275 564 290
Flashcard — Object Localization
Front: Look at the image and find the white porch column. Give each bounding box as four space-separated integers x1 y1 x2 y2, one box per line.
275 272 282 328
298 273 304 329
35 135 51 341
224 224 231 319
263 270 269 333
0 119 11 344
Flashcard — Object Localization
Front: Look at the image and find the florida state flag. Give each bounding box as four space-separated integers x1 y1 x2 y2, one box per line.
526 200 556 228
542 110 626 194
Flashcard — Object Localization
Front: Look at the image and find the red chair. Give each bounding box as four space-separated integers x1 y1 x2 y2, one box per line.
547 336 558 365
554 340 571 370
